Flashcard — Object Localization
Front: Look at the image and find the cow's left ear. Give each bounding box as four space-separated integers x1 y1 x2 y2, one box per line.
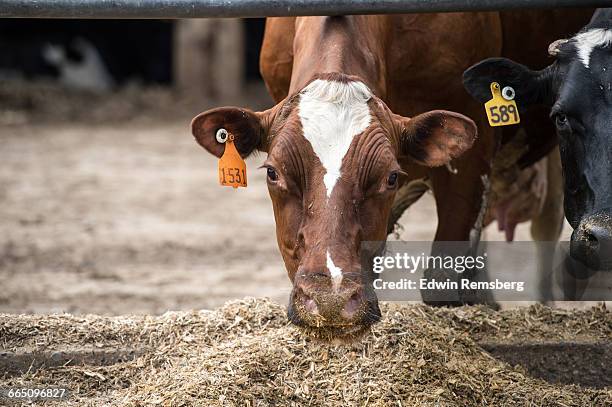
463 57 554 108
191 106 276 158
397 110 477 167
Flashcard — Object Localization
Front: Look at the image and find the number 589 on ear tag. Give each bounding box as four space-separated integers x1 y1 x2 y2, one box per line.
218 132 247 189
485 82 520 127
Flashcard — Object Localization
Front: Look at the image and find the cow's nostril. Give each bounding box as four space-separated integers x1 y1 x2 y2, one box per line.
584 229 599 244
342 292 362 319
296 288 318 315
304 297 318 315
589 223 611 242
578 223 608 253
571 212 612 271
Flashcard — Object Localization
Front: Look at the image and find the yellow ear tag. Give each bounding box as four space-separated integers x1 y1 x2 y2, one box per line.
217 130 247 189
485 82 520 127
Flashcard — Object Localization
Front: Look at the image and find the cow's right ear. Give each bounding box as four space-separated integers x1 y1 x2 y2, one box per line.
191 106 274 158
462 57 554 108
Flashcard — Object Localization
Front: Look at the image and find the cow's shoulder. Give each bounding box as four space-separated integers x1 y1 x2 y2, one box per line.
261 17 296 103
499 9 595 69
385 13 501 113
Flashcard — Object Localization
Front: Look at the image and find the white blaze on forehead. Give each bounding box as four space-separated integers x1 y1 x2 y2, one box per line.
298 79 372 197
326 250 343 287
574 28 612 68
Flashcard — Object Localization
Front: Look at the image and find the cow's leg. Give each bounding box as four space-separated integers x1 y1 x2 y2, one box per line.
387 178 431 237
423 126 497 306
431 131 494 242
531 147 564 303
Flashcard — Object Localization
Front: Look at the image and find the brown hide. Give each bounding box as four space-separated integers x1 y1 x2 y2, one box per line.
190 11 592 338
260 11 591 244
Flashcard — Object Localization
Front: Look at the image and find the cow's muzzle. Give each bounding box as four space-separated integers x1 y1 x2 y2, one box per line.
287 270 380 341
570 210 612 271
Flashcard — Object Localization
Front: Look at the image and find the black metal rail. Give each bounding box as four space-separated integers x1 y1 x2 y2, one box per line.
1 0 611 19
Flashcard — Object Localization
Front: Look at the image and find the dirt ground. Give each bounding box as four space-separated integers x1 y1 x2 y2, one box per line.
0 81 579 316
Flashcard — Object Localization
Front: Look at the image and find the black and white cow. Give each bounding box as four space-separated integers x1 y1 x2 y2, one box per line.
463 9 612 271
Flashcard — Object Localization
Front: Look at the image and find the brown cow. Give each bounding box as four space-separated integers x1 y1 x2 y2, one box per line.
192 12 591 340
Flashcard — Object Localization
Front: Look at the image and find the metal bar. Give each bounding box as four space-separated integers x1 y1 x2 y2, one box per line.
0 0 611 19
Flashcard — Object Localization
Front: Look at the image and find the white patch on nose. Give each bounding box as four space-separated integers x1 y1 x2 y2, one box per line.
326 250 343 288
574 28 612 69
298 79 372 197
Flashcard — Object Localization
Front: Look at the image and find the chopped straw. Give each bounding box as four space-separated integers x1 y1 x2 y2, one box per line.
1 298 610 406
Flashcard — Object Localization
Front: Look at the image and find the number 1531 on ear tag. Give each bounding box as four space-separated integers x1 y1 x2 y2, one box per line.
217 129 247 189
485 82 520 127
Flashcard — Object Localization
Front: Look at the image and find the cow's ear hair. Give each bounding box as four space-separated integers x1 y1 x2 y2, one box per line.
191 106 275 158
463 57 554 108
397 110 477 167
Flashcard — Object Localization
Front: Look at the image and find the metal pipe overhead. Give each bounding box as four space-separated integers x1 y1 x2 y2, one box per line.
1 0 611 19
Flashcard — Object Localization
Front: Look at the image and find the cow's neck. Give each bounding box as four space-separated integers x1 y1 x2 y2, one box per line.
289 16 387 97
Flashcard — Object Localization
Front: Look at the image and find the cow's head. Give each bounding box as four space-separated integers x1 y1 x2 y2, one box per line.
192 73 476 339
463 26 612 271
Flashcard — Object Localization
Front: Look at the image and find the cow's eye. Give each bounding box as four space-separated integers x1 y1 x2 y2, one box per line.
554 113 569 130
266 167 279 182
387 172 399 188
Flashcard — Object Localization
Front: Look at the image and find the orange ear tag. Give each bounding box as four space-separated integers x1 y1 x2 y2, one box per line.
217 129 247 188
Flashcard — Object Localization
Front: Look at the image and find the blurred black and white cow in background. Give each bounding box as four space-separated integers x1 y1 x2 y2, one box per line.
464 9 612 272
42 37 115 91
0 20 172 91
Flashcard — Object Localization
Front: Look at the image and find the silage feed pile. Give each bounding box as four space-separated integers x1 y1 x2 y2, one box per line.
1 299 611 406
